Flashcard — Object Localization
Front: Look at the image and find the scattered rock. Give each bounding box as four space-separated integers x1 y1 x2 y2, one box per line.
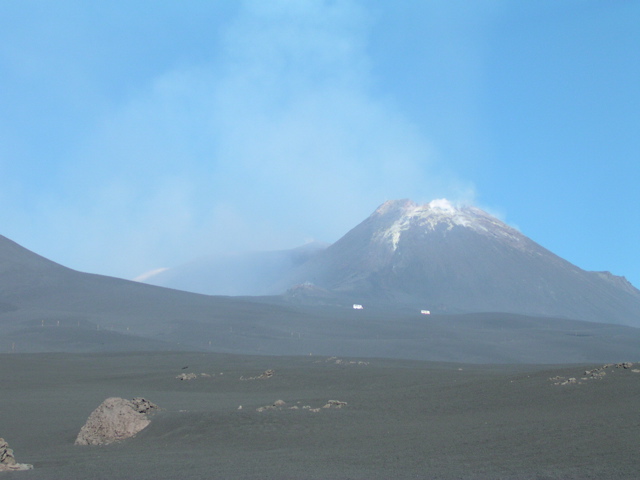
322 400 347 409
550 376 579 385
316 357 369 366
131 397 159 414
75 397 159 445
240 369 275 381
257 399 347 413
554 361 639 386
0 438 33 471
585 362 637 376
615 362 634 369
256 399 285 412
175 372 213 380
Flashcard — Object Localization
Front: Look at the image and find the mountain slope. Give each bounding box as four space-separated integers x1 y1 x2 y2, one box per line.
0 234 316 351
1 233 640 362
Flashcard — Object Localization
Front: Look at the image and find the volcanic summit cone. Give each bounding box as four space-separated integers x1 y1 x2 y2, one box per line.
278 199 640 325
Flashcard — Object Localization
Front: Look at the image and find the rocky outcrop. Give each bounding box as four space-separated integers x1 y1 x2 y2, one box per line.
0 438 32 471
75 397 159 446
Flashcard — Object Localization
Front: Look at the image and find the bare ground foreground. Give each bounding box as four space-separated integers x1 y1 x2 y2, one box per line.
1 352 639 480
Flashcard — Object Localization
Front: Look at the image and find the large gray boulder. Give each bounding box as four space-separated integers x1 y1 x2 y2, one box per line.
75 397 159 446
0 437 32 471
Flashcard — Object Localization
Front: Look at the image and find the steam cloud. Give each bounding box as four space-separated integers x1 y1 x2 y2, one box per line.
9 0 474 279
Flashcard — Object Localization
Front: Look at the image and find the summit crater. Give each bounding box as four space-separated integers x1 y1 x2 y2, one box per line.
371 199 525 252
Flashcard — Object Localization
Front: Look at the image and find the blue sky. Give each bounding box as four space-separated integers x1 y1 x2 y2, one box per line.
1 0 638 288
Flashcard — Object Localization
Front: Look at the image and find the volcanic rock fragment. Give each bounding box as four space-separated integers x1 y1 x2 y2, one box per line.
0 437 33 471
322 400 348 409
75 397 159 445
240 369 275 381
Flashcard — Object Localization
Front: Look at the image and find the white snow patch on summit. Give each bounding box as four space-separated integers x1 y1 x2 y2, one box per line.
375 199 522 251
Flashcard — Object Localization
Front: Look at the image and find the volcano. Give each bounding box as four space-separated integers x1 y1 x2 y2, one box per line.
140 199 640 326
2 218 640 361
272 199 640 326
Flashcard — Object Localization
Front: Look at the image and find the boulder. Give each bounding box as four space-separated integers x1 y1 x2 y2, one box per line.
75 397 159 446
0 438 32 471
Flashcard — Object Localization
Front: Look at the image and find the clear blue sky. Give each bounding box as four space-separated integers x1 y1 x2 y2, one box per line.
1 0 638 287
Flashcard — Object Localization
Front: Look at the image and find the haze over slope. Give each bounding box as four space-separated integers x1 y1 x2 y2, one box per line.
139 242 328 296
143 199 640 327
